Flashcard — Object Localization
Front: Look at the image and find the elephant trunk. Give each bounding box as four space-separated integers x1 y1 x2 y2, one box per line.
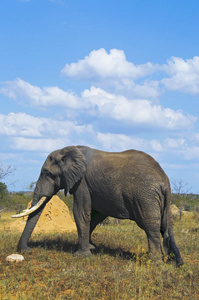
17 203 46 251
17 182 50 251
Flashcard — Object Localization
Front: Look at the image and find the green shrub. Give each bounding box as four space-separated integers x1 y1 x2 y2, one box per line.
0 182 9 209
3 193 30 212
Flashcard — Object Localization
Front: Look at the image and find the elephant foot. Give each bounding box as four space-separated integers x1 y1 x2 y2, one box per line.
167 256 184 267
17 245 32 253
167 254 184 267
73 249 92 257
148 252 164 265
176 257 184 267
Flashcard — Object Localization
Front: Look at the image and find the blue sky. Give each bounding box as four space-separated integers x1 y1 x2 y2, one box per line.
1 0 199 193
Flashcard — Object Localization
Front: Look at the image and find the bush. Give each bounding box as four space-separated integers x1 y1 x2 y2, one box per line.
0 182 9 209
172 193 199 212
2 193 30 212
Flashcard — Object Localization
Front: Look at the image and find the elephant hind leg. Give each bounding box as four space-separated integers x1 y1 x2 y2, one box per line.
89 211 107 248
146 230 164 263
163 227 184 266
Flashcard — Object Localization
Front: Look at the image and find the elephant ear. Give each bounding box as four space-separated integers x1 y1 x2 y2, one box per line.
59 146 87 195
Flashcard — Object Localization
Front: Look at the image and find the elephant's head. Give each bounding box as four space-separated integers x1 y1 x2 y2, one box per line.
34 145 87 200
12 146 86 223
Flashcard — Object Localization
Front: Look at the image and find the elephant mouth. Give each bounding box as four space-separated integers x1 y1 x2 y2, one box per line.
11 196 48 218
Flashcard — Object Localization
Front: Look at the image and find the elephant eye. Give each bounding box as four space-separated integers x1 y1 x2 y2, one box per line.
45 170 53 178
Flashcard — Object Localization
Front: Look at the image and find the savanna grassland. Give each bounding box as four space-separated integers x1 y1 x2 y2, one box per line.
0 211 199 300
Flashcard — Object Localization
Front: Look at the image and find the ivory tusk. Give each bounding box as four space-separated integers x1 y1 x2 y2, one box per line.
11 196 48 218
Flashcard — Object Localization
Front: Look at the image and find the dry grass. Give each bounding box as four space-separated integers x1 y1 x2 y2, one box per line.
0 212 199 299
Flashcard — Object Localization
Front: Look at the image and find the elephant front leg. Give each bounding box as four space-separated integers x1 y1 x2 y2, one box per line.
74 221 92 257
73 185 92 257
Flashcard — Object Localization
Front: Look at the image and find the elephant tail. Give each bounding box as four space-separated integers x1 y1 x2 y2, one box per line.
161 186 184 266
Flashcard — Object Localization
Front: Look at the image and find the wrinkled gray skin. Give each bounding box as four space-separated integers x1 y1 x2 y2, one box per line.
17 146 183 266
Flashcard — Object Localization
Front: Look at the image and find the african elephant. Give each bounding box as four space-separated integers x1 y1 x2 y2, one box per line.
12 146 184 266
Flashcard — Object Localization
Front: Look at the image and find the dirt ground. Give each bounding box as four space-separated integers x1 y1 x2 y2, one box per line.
2 195 77 234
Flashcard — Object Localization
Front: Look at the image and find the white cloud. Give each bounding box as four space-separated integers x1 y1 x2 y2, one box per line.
164 138 186 149
183 147 199 160
0 113 43 137
1 79 194 131
194 132 199 141
61 48 161 99
11 137 67 152
161 162 185 170
62 50 199 96
0 50 198 140
128 80 160 99
0 112 93 140
0 112 170 153
82 86 195 130
162 56 199 94
161 137 199 161
97 132 149 152
0 78 80 108
62 48 157 80
150 140 163 152
0 153 17 160
97 132 164 153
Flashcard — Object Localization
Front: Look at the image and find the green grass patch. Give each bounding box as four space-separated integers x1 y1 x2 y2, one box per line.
0 215 199 299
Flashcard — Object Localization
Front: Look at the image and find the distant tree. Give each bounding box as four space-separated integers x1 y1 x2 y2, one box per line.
0 182 8 197
0 162 15 181
0 182 9 208
0 162 15 209
28 182 36 192
7 193 30 213
24 181 37 200
171 179 193 222
172 179 191 197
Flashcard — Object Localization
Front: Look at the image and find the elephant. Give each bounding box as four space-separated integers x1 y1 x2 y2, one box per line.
12 145 184 266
